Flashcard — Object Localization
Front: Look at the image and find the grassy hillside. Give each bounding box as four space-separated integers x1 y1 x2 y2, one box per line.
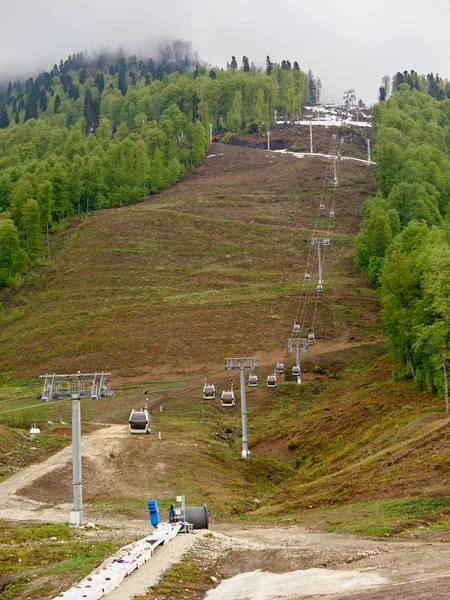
0 130 377 379
2 125 450 536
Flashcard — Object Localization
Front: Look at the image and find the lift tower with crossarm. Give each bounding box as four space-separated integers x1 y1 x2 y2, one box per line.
225 357 258 458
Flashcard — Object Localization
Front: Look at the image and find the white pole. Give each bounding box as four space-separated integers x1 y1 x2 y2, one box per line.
240 366 249 458
70 396 83 526
367 138 371 162
267 130 270 151
310 123 313 154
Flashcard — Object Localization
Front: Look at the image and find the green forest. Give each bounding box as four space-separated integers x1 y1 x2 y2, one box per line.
0 51 319 287
356 83 450 407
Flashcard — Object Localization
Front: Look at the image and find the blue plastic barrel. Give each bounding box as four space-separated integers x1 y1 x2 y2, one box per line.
148 500 160 528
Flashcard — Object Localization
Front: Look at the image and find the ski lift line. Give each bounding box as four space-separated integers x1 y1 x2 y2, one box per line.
0 398 74 416
292 125 340 339
296 199 330 326
0 393 40 404
311 289 321 331
296 237 320 330
294 231 323 331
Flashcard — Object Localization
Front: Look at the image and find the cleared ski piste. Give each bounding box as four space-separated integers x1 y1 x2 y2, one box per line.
205 568 388 600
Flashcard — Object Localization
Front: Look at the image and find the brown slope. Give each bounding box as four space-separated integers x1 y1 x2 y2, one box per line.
0 139 376 380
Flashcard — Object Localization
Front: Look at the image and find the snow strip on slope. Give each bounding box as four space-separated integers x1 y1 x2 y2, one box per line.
205 568 388 600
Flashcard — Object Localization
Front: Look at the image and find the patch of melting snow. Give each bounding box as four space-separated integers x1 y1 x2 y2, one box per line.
206 154 216 158
205 568 388 600
272 149 375 165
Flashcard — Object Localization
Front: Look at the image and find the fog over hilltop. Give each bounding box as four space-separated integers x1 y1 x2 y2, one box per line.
0 0 449 103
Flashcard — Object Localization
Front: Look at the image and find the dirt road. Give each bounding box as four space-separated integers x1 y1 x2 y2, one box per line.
2 424 450 599
0 424 134 524
203 524 450 599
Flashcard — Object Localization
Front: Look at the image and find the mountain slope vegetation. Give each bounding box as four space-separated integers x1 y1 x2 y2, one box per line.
357 86 450 406
0 132 376 378
0 50 320 288
1 115 450 544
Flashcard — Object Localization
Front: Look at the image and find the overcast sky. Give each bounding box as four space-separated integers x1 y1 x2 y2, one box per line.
0 0 448 104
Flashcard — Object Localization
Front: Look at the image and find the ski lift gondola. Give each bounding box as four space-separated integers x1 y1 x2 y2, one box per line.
330 210 335 218
129 409 151 434
203 383 216 400
276 362 285 374
248 374 258 387
267 374 277 388
304 273 311 282
308 330 316 343
319 203 325 210
317 283 323 293
292 365 300 376
293 322 301 334
221 389 235 407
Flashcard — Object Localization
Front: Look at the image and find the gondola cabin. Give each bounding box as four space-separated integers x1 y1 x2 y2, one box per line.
129 409 150 434
203 383 216 400
292 365 301 376
293 322 301 334
248 374 258 387
317 283 323 293
308 331 316 343
267 374 277 388
304 273 311 282
221 390 235 407
276 363 285 374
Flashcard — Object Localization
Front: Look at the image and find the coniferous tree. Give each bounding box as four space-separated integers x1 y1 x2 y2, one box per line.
266 56 273 75
118 70 128 96
24 85 39 121
242 56 250 72
94 72 105 94
392 72 404 91
0 103 8 128
54 94 61 113
38 89 48 111
230 56 238 70
84 88 92 132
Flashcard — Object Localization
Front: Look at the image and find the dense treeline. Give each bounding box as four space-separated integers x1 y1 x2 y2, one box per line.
0 50 319 287
356 86 450 408
379 70 450 102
